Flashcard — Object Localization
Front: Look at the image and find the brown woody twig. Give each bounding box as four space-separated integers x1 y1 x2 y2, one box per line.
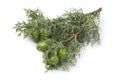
89 8 102 16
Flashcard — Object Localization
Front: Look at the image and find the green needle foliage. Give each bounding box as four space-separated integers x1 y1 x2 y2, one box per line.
14 8 102 71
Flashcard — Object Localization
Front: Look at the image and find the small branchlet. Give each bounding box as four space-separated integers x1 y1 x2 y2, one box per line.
60 8 102 44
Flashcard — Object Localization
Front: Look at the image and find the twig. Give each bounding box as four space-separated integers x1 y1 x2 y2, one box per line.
60 28 83 43
60 8 102 43
89 8 102 16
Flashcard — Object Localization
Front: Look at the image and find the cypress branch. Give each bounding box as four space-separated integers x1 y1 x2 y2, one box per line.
14 7 102 71
60 8 102 43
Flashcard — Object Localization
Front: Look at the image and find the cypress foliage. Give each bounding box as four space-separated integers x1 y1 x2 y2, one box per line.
14 8 102 71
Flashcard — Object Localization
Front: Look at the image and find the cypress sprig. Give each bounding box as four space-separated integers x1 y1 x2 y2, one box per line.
14 8 102 71
60 8 102 43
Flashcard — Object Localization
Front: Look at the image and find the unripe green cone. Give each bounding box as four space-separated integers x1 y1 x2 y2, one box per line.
58 48 67 59
49 55 59 66
31 31 40 41
36 41 47 52
41 29 51 39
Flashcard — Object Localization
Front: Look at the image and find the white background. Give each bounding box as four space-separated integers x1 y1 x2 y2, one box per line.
0 0 120 80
